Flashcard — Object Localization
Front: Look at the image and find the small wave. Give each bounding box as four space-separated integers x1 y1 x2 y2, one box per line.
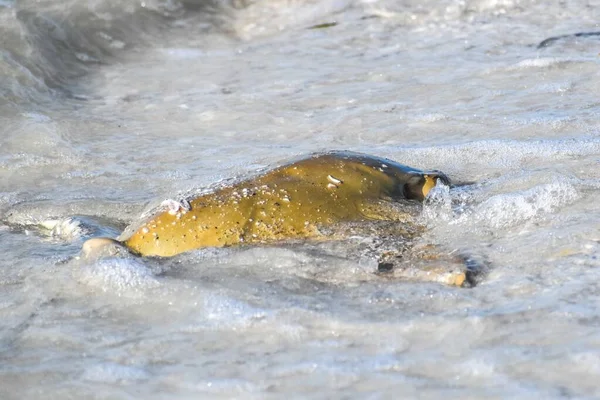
506 57 572 70
412 113 449 123
384 137 600 175
538 31 600 49
3 199 140 233
0 0 235 104
420 172 584 260
480 57 578 77
161 375 264 395
160 47 206 60
470 181 579 228
362 0 536 25
0 0 567 105
435 179 579 232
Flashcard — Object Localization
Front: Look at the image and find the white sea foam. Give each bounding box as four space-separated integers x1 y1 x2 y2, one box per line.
82 362 150 383
422 180 452 223
178 293 268 331
40 218 88 240
78 258 160 293
507 57 572 70
465 180 580 229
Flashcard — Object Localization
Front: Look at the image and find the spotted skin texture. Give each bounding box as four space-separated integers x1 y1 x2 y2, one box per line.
122 152 449 257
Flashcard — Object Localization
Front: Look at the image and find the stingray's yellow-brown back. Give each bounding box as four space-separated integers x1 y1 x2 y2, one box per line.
123 152 446 257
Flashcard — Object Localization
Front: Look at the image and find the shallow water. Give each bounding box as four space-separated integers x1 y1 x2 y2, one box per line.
1 0 600 398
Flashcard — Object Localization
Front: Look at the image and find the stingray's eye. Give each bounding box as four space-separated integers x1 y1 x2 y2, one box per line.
421 175 437 199
403 172 450 201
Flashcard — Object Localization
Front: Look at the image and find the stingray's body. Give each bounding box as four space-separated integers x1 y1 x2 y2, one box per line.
81 152 472 285
122 152 446 256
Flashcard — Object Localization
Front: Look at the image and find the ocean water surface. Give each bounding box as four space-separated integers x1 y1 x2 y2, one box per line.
1 0 600 398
